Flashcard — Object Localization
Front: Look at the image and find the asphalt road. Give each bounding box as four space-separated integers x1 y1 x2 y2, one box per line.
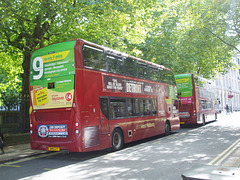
1 112 240 180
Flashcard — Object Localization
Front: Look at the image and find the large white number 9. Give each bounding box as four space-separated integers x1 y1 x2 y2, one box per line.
33 57 43 80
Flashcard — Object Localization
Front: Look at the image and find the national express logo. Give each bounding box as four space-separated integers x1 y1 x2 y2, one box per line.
38 125 49 138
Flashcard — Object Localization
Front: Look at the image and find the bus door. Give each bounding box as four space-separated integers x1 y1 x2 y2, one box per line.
100 98 110 134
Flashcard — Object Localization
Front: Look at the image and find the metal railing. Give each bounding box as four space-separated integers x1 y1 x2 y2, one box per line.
0 95 30 133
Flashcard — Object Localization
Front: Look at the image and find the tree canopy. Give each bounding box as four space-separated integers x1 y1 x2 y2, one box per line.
0 0 240 97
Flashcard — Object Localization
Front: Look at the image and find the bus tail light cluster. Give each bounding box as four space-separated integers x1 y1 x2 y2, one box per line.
29 106 33 135
73 122 80 140
193 110 196 116
75 122 80 134
30 123 33 134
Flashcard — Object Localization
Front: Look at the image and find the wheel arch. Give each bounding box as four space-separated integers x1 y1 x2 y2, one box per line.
111 126 125 151
164 119 171 135
166 119 171 131
112 126 125 142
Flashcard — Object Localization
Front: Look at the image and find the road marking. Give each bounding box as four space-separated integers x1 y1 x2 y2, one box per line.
215 144 240 166
208 138 240 166
167 136 176 139
103 153 117 159
44 168 55 171
152 140 161 144
3 152 62 166
133 146 145 150
0 164 21 168
221 164 233 167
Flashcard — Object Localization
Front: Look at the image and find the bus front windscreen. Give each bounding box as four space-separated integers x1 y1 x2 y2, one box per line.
30 41 76 110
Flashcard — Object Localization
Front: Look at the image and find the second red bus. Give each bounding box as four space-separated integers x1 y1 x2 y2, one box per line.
175 73 218 125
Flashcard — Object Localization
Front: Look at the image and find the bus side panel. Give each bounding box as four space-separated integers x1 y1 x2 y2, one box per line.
166 85 180 131
81 70 111 151
74 69 85 152
170 117 180 131
109 117 165 145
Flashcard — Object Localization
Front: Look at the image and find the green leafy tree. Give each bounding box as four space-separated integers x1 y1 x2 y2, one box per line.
0 48 22 110
0 0 149 97
134 0 239 78
0 0 151 129
1 0 240 100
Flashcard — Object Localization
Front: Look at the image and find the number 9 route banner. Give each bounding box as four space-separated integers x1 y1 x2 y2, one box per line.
30 41 76 110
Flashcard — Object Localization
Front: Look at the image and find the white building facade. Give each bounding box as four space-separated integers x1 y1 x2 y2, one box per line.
213 52 240 111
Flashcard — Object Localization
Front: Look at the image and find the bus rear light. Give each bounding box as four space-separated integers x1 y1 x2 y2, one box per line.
76 130 79 134
30 124 33 128
193 110 196 115
75 123 79 127
30 130 33 134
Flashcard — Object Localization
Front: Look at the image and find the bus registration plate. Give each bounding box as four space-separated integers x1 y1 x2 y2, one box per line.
48 147 60 151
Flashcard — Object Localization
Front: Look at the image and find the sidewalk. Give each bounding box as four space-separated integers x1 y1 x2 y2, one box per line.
0 143 47 163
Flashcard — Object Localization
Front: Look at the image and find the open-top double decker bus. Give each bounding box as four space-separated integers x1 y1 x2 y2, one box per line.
29 39 180 152
175 73 218 125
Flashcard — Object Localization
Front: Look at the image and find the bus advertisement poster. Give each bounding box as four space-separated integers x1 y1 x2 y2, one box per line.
38 124 68 138
30 76 74 110
30 42 76 110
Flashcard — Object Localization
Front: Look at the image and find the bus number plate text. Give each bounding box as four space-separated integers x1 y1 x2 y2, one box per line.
48 147 60 151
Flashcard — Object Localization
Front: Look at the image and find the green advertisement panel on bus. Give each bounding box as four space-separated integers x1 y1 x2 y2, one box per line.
174 74 193 104
30 41 76 110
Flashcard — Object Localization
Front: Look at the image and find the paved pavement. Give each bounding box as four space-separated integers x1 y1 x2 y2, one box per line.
0 143 48 163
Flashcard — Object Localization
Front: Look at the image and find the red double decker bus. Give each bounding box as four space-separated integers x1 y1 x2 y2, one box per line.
29 39 180 152
175 73 218 125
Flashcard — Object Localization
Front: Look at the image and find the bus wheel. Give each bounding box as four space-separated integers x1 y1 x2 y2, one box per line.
111 128 124 151
165 121 171 135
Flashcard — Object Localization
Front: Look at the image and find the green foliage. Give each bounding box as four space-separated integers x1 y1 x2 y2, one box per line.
135 0 238 78
0 48 22 109
1 0 240 99
0 50 22 94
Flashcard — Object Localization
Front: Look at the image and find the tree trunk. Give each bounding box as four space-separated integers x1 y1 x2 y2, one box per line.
22 51 31 97
19 51 31 132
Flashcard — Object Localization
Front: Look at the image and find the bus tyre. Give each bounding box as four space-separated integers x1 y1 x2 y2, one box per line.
111 128 124 151
165 121 171 135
